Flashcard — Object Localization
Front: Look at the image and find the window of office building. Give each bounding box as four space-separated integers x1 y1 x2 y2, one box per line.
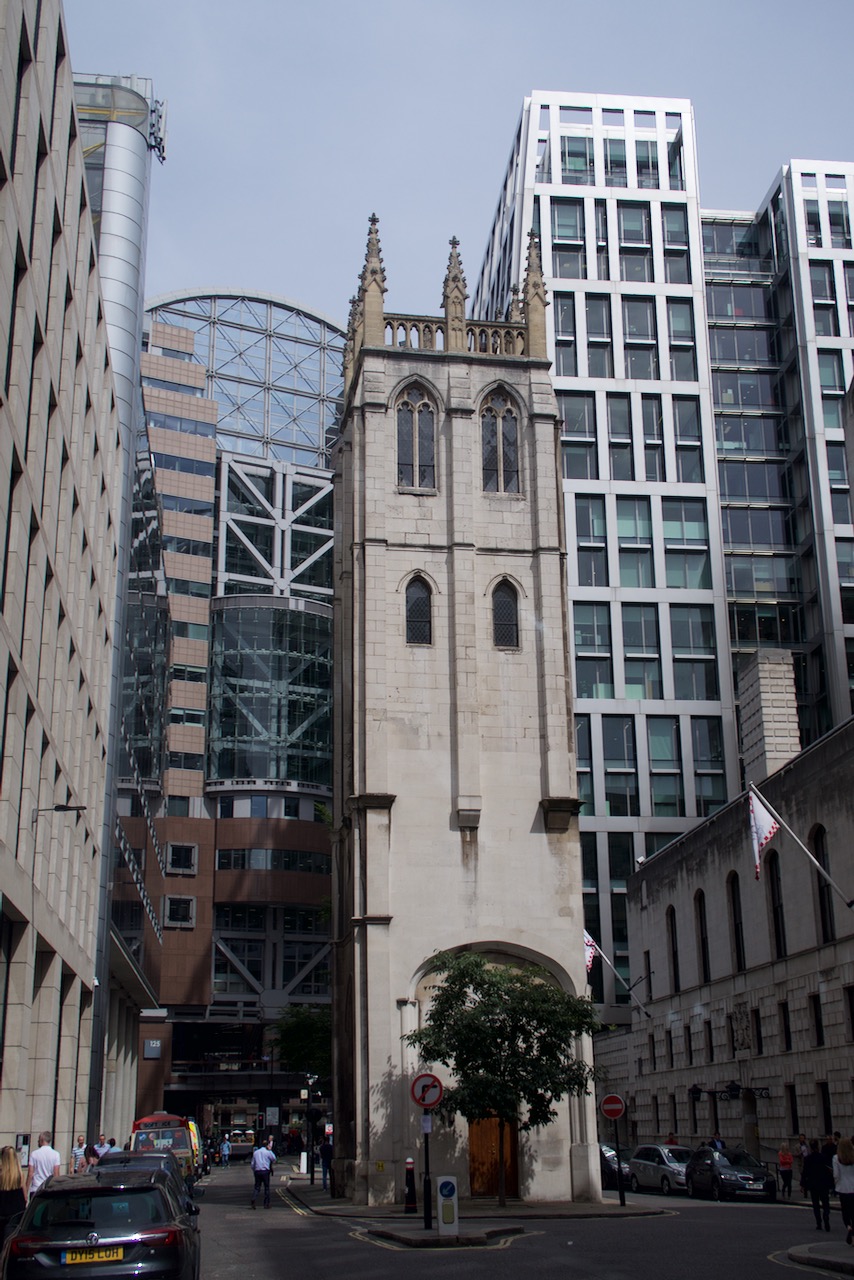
671 604 718 699
607 394 632 479
642 395 664 481
668 299 697 381
813 825 836 945
662 205 690 283
561 135 594 185
576 495 608 586
845 264 854 336
165 896 195 928
666 905 681 993
604 137 627 187
767 849 787 959
623 604 661 699
397 385 435 489
695 890 711 983
551 199 586 278
674 397 703 481
663 497 711 589
668 134 685 191
574 603 613 697
576 714 593 814
481 388 519 493
811 262 839 336
595 201 610 280
167 843 197 875
623 296 659 378
587 295 613 377
804 200 822 247
648 716 684 816
602 715 639 816
828 200 852 248
636 139 659 189
554 293 577 375
617 497 654 588
728 873 746 972
559 392 598 479
692 716 726 815
618 203 653 282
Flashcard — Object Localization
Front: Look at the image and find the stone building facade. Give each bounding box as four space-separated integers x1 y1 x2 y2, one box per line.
332 220 598 1204
595 715 854 1161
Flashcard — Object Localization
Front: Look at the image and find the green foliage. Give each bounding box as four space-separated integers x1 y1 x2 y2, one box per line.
404 951 599 1132
275 1004 332 1079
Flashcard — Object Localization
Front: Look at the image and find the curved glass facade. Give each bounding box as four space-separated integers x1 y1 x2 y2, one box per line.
145 292 345 466
208 602 332 786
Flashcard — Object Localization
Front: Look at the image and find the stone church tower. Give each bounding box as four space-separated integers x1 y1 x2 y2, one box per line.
332 219 598 1205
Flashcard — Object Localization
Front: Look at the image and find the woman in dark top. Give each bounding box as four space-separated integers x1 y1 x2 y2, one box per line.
0 1145 26 1240
802 1138 834 1231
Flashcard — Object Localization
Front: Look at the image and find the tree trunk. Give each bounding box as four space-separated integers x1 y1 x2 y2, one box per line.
497 1116 506 1207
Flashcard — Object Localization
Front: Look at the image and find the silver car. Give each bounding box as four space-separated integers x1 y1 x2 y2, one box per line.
629 1143 694 1195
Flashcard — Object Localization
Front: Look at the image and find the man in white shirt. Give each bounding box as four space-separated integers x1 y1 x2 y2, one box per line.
93 1134 110 1159
249 1138 276 1209
27 1131 61 1197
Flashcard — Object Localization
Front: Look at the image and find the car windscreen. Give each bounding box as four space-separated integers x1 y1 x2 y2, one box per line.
721 1150 763 1169
24 1189 168 1237
665 1148 694 1163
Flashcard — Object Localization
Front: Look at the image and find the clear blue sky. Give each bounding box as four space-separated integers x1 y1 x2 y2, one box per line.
66 0 854 327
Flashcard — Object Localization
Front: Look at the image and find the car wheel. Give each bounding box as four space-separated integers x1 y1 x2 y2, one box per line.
686 1178 696 1199
711 1179 724 1202
661 1176 672 1196
630 1174 641 1193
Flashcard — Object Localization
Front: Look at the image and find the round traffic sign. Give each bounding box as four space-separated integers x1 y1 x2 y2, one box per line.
600 1093 626 1121
410 1072 444 1109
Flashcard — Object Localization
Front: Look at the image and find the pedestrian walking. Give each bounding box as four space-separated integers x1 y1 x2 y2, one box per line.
250 1137 276 1209
797 1134 809 1196
778 1142 794 1198
93 1134 110 1159
219 1137 230 1168
318 1138 333 1191
0 1147 25 1241
833 1136 854 1245
69 1137 86 1175
802 1138 834 1231
26 1131 60 1198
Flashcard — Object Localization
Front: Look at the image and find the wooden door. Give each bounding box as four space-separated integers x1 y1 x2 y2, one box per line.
468 1117 519 1197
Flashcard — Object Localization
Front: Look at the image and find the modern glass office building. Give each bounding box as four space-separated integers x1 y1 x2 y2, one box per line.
123 292 344 1133
473 92 854 1019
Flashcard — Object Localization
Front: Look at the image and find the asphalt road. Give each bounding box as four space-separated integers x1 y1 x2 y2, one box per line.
197 1167 842 1280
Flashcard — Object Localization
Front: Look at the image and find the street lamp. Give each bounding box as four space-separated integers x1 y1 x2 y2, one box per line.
32 803 88 827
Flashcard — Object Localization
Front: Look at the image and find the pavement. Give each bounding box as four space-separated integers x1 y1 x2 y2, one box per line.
267 1164 854 1266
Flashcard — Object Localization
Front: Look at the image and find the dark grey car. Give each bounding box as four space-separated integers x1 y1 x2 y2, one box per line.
685 1146 777 1201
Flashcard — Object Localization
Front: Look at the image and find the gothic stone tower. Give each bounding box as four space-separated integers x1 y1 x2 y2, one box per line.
332 220 598 1205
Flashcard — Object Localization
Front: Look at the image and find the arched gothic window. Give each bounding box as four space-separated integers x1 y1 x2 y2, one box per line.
492 580 519 647
767 850 787 959
728 873 745 973
397 385 435 489
666 905 680 994
405 576 432 645
481 389 519 493
813 826 835 944
695 890 710 983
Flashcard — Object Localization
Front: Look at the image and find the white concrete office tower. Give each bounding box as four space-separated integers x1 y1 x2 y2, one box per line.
0 0 128 1148
333 221 598 1205
473 93 740 1017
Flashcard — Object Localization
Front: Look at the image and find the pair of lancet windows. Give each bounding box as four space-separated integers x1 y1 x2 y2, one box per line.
395 385 520 494
405 577 519 648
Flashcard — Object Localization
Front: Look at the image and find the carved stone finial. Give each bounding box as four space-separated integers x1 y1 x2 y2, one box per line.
508 284 523 323
442 235 468 352
360 214 386 346
523 230 548 358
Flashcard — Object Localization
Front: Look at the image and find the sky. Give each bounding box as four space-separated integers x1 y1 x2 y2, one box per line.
66 0 854 329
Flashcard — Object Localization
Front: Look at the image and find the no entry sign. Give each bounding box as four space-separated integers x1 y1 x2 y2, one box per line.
600 1093 626 1121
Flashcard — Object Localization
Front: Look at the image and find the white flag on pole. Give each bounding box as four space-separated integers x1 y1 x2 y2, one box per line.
583 929 597 973
749 791 780 881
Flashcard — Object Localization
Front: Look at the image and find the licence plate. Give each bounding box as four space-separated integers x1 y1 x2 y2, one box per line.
61 1247 124 1264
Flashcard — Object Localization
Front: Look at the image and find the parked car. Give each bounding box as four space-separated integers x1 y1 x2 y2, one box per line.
599 1143 631 1190
95 1150 202 1210
684 1146 777 1201
629 1143 694 1195
1 1169 201 1280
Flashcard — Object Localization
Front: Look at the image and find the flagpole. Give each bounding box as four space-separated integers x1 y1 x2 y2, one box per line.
748 783 854 910
589 937 651 1019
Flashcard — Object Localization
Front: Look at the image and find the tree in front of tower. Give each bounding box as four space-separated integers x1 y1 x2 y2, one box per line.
405 950 599 1205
